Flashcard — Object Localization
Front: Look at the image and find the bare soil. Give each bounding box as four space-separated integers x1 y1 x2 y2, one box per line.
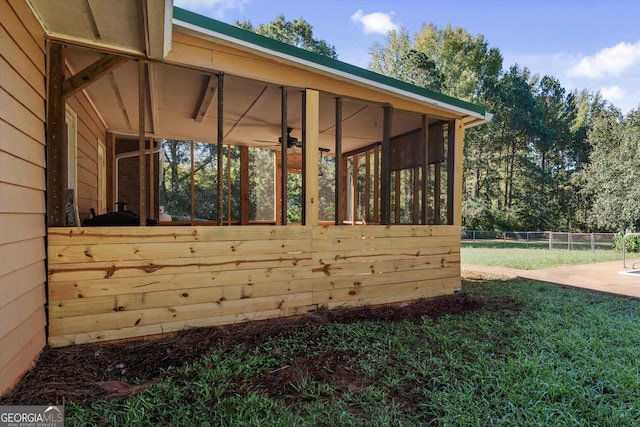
1 292 495 405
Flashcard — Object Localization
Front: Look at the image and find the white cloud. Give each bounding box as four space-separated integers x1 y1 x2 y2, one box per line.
600 85 626 102
567 40 640 78
174 0 249 20
350 9 398 35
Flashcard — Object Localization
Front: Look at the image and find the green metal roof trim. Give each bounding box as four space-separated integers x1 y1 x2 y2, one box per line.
173 7 486 117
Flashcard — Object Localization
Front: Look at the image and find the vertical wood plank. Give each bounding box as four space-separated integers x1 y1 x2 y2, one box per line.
138 60 146 226
106 132 115 211
46 42 66 226
447 120 455 225
280 86 288 225
334 97 342 225
304 89 319 226
374 145 379 222
365 151 371 222
421 115 428 224
240 146 249 225
217 73 224 225
149 138 155 220
453 119 464 226
380 106 392 224
352 153 358 223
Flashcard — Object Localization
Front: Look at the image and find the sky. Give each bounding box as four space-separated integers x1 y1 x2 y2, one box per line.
174 0 640 114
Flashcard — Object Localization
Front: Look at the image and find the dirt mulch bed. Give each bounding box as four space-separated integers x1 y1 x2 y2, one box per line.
1 292 489 405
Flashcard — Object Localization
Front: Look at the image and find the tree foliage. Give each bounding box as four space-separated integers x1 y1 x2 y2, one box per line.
235 14 338 59
580 107 640 231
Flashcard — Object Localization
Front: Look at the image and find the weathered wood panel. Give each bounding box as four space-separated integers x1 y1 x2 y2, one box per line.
47 224 461 346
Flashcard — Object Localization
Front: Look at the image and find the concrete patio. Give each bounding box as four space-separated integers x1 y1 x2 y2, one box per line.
462 260 640 298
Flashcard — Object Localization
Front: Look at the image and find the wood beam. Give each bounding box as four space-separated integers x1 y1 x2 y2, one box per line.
380 106 392 225
447 121 455 225
334 97 342 225
304 89 320 226
281 87 288 225
421 115 429 225
194 74 217 122
453 119 464 226
138 60 147 226
240 146 249 225
217 73 224 225
46 42 66 226
62 55 127 100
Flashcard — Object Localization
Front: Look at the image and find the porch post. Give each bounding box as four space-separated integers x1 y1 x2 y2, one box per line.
334 97 342 225
421 115 429 225
217 73 224 225
380 106 392 225
281 87 288 225
447 120 455 225
452 119 464 226
304 89 320 226
46 42 66 226
138 59 147 226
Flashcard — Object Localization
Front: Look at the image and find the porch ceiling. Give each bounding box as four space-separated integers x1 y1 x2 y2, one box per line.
63 47 427 154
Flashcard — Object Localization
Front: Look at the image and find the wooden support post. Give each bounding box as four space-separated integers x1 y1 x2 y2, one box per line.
352 153 359 223
217 73 224 225
413 167 420 224
394 170 401 223
149 138 155 220
447 120 455 225
106 132 115 212
190 141 195 225
46 42 66 226
421 115 429 225
453 119 464 226
240 146 249 225
373 145 379 222
434 162 441 225
304 89 320 226
334 97 342 225
380 106 392 225
365 151 371 222
281 87 288 226
138 60 147 226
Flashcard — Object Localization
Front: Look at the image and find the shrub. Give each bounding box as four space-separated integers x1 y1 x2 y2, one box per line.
614 231 640 253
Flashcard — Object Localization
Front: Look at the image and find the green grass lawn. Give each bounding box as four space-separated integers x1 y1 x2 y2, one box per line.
64 278 640 426
461 247 622 270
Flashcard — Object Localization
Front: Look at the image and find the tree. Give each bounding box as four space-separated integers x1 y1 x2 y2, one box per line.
235 15 338 59
580 106 640 231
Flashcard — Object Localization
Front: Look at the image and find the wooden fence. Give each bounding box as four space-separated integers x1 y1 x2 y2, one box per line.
47 225 461 346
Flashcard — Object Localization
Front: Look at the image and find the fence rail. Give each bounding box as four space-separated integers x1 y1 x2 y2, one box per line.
461 230 615 251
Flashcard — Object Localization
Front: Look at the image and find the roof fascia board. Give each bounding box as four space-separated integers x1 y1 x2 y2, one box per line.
172 7 487 121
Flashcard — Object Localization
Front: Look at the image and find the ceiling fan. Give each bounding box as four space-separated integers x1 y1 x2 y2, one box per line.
279 127 303 149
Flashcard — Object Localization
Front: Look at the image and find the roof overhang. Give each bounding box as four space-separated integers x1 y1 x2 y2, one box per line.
172 7 491 128
26 0 173 58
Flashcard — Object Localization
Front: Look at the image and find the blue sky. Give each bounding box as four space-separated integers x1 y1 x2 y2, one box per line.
174 0 640 114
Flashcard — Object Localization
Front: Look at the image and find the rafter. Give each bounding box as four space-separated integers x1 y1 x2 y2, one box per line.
62 54 127 100
193 74 217 122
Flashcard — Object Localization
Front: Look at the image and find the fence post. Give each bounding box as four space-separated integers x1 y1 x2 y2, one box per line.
568 233 571 251
549 232 553 250
590 233 595 251
503 231 506 248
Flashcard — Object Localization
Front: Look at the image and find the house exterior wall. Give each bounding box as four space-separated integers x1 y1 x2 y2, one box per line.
0 0 47 395
65 91 107 222
47 224 461 347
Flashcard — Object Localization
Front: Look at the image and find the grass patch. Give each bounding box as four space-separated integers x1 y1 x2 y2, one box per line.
461 247 622 270
48 279 640 426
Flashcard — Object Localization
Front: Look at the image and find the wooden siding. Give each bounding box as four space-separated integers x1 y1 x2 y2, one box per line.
0 0 47 395
65 88 108 222
47 225 460 346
